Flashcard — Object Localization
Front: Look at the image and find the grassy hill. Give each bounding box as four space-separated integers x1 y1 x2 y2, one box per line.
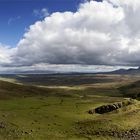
119 80 140 99
0 74 139 139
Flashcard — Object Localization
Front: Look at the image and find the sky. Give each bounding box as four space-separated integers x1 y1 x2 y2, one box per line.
0 0 86 47
0 0 139 73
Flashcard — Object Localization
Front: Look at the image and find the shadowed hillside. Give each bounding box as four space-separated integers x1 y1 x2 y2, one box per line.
0 80 54 99
119 80 140 99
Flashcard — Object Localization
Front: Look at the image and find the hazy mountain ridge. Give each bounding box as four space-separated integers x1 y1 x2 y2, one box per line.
107 67 140 75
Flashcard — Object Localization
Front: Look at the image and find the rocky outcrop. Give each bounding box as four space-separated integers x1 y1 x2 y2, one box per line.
88 98 135 114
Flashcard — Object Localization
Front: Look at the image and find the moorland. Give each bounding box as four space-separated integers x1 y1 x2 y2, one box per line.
0 74 140 139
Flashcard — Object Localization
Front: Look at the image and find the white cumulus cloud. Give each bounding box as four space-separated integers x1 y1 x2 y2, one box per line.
1 0 140 72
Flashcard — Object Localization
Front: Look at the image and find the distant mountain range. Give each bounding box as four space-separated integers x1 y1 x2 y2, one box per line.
107 67 140 75
0 67 140 75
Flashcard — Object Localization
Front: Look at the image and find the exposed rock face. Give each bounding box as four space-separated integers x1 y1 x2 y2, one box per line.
88 99 135 114
94 103 122 114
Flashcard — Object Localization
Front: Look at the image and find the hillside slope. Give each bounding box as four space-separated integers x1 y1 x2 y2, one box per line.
0 80 53 99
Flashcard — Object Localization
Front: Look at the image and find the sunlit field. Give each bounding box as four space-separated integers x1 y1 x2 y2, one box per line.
0 74 139 139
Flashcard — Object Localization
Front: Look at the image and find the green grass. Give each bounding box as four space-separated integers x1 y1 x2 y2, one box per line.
0 95 124 140
0 74 140 139
76 101 140 139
